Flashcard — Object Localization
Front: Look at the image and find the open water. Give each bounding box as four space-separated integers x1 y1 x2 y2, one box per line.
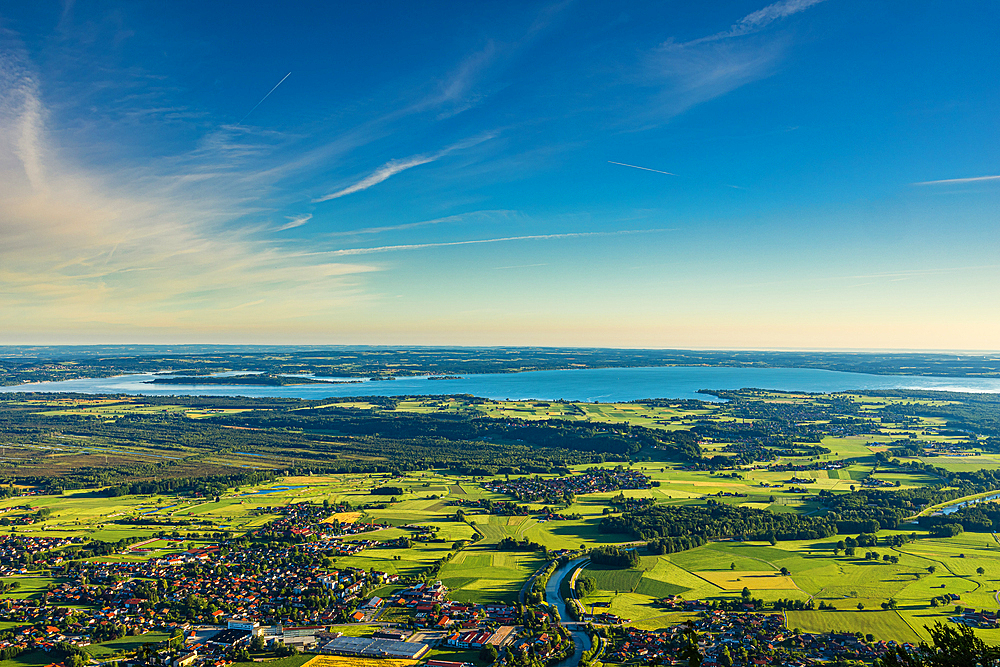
4 366 1000 402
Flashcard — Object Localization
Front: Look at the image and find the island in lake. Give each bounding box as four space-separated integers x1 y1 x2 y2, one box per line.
145 374 361 386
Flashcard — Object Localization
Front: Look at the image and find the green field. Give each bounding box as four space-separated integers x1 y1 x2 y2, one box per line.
5 388 1000 650
84 632 173 657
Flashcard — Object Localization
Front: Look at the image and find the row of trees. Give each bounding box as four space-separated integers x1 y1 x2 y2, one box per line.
601 499 837 542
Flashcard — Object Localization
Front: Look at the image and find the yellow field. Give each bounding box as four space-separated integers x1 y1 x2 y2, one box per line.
323 512 363 523
302 656 415 667
696 571 799 590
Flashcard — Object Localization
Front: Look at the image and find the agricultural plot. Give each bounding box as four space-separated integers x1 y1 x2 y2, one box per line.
5 386 1000 653
785 610 921 643
84 632 173 657
0 650 61 667
696 571 798 590
439 549 547 603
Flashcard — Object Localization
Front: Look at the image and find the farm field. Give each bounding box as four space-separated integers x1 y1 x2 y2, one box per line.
3 385 1000 662
301 657 414 667
84 633 173 657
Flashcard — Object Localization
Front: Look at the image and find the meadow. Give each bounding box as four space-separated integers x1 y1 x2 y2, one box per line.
4 387 1000 650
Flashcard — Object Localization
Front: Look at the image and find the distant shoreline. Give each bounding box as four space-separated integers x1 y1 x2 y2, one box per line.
144 374 362 387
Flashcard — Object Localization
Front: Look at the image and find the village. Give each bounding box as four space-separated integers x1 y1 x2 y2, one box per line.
482 469 651 503
604 610 909 666
0 504 571 667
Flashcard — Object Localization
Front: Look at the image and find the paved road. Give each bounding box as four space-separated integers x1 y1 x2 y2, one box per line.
544 557 591 667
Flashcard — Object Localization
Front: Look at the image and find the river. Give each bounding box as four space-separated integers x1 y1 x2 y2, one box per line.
4 366 1000 402
545 557 591 667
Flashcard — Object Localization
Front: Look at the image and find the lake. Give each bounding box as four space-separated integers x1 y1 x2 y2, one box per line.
4 366 1000 402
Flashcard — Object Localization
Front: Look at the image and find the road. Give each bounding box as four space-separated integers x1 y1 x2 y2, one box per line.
544 557 591 667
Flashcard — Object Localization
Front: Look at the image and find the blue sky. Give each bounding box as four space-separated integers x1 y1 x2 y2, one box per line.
0 1 997 348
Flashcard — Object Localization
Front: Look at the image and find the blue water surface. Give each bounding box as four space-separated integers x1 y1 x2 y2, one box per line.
4 366 1000 402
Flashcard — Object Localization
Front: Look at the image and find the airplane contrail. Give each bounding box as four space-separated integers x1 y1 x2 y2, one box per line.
608 161 675 176
236 72 291 125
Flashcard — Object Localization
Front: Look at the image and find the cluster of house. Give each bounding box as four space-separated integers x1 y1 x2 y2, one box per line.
442 625 565 664
862 477 901 488
0 555 397 661
952 607 1000 629
921 441 976 457
0 505 40 526
0 605 86 653
445 628 507 649
0 535 80 575
508 631 567 662
605 611 912 666
32 539 397 630
250 503 383 540
0 594 203 661
482 469 651 503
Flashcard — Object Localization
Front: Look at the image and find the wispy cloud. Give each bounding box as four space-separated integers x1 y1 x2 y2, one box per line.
277 214 312 231
644 0 825 121
691 0 827 45
0 50 377 339
313 155 435 203
913 175 1000 186
406 1 574 119
323 210 517 238
322 228 671 256
313 133 496 203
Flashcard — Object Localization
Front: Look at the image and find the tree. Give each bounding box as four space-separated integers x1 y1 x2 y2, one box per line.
876 621 1000 667
779 567 790 576
741 587 751 600
977 567 985 576
927 566 937 574
857 602 865 611
730 562 736 570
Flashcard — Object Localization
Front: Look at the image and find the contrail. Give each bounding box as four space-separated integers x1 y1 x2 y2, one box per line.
236 72 291 125
913 175 1000 186
320 228 673 257
608 161 675 176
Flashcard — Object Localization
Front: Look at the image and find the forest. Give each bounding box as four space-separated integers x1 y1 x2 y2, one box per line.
600 498 838 542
